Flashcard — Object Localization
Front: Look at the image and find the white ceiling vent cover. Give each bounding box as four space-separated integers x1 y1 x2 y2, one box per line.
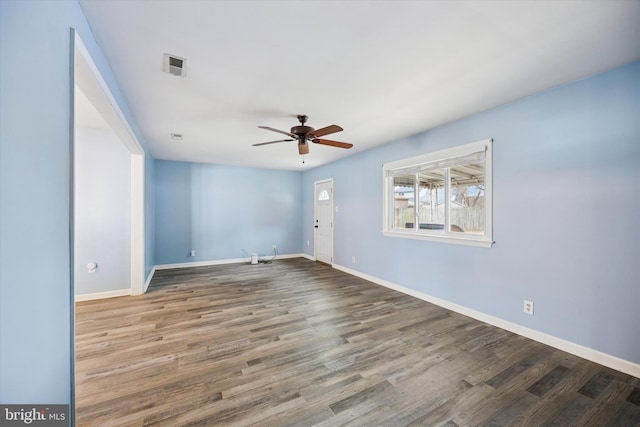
163 53 186 77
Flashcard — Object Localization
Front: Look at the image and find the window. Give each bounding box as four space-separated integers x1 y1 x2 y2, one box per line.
383 139 493 247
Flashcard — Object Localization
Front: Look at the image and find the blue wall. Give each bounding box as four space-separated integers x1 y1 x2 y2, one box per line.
303 61 640 364
0 0 154 405
155 161 302 264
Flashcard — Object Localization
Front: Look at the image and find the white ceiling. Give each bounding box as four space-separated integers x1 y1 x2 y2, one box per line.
78 0 640 171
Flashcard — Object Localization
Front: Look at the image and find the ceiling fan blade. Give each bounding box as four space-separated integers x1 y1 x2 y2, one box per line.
258 125 296 138
312 138 353 149
309 125 343 138
253 139 294 147
298 142 309 155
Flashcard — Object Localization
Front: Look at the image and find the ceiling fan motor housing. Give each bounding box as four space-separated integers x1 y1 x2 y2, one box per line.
291 125 314 139
255 114 351 156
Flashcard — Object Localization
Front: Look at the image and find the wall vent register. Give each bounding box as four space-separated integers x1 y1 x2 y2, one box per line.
163 53 186 77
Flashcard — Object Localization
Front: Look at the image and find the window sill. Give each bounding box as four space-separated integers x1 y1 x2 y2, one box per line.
383 230 494 248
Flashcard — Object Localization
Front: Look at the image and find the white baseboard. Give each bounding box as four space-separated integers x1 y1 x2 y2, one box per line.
153 253 306 271
75 288 131 302
143 266 156 293
332 263 640 379
82 255 306 300
301 253 316 261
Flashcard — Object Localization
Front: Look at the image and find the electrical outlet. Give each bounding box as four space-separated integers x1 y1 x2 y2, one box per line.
87 262 98 273
306 240 310 246
524 300 534 315
190 250 196 257
352 256 356 264
272 245 276 251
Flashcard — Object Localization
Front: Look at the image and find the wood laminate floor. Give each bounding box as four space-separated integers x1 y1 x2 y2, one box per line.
75 258 640 426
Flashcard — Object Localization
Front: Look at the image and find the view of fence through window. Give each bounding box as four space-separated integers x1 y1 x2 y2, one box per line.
384 138 492 246
393 162 485 234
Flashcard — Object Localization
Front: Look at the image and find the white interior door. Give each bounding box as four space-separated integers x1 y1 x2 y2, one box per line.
314 179 333 264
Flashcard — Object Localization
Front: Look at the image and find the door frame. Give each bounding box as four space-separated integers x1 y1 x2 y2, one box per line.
313 178 334 265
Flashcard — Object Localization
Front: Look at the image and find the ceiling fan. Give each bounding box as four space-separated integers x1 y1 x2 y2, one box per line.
254 115 353 155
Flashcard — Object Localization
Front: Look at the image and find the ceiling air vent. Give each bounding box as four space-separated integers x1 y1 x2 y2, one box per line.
163 53 186 77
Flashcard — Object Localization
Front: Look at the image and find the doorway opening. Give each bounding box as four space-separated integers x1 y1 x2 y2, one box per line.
73 31 145 299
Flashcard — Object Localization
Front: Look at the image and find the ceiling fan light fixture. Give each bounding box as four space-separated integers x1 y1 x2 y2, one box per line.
298 140 309 155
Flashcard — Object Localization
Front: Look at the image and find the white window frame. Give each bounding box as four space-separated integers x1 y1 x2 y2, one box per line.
382 138 493 248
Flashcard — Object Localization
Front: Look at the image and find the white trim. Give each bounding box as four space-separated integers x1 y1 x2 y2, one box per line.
143 266 156 293
75 288 131 302
74 33 146 296
301 253 316 262
74 35 143 155
154 253 305 271
383 230 493 248
383 139 491 171
130 154 145 295
382 138 493 248
332 263 640 379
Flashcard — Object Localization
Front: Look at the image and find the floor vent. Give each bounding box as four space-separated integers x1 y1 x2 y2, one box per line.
163 54 186 77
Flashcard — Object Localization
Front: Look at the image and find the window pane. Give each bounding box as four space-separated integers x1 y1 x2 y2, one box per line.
318 189 330 201
382 138 492 247
393 175 414 229
417 170 445 230
450 162 485 234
